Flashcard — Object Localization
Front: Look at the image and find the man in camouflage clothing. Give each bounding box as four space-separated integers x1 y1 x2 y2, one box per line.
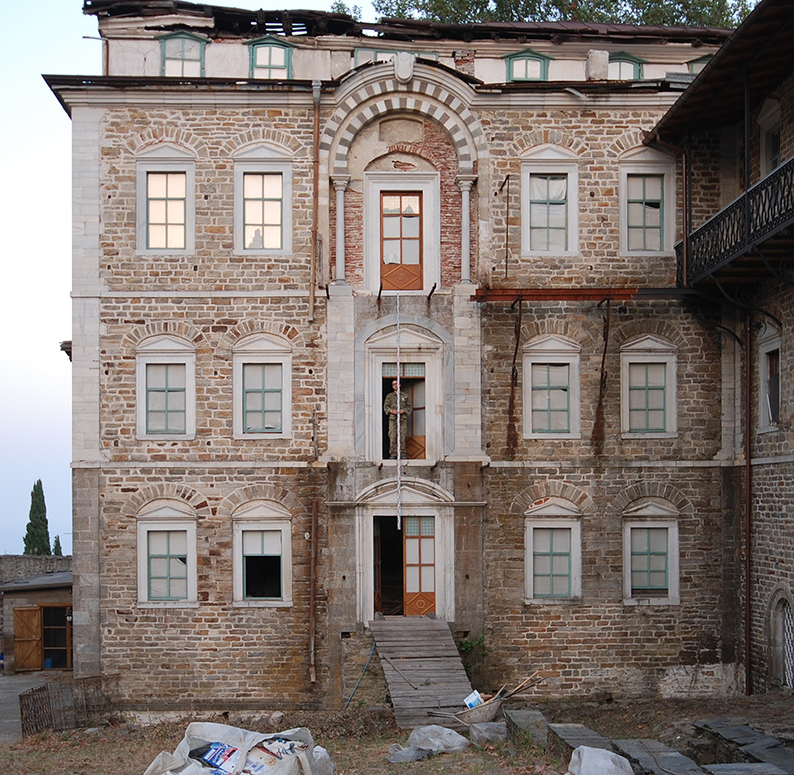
383 379 412 459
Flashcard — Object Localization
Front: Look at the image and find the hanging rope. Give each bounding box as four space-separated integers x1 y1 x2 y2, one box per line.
396 293 403 531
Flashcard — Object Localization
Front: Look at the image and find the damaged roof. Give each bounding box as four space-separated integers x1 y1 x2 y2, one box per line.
82 0 733 44
0 571 73 593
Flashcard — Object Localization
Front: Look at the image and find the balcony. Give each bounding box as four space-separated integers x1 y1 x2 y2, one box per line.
677 154 794 288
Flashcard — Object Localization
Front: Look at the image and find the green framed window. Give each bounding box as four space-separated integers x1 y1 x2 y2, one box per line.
531 363 570 433
609 53 644 80
160 33 205 77
146 171 187 250
242 529 283 599
626 174 663 251
532 527 572 598
628 362 666 432
529 174 568 252
146 363 187 434
249 38 292 79
147 530 188 600
505 49 551 82
243 363 283 433
243 172 283 250
630 527 669 593
688 54 712 75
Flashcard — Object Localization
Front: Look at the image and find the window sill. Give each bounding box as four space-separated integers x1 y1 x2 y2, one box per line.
758 424 780 435
232 600 292 608
136 249 195 257
232 248 291 257
234 432 292 440
524 597 582 606
623 596 679 607
619 250 675 258
524 432 582 440
138 601 199 608
520 250 579 258
620 431 677 440
139 433 196 441
377 458 438 466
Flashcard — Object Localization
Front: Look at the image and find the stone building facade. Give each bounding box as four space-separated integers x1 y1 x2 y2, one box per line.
50 0 746 711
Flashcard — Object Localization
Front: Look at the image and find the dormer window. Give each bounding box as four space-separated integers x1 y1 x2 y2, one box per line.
609 53 645 80
159 33 206 77
687 54 712 75
505 49 551 82
249 38 292 79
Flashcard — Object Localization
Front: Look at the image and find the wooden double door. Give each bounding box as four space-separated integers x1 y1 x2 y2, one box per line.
374 516 435 617
13 606 72 672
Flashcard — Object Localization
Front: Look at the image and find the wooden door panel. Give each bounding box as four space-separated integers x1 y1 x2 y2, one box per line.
14 607 42 672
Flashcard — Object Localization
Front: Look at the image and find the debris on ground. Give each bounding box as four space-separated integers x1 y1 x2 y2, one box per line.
566 745 634 775
386 723 470 762
469 721 507 745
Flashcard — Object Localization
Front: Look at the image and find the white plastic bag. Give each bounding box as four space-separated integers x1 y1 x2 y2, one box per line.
407 725 470 753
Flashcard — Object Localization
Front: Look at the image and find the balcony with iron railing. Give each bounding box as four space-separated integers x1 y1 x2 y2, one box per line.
676 154 794 287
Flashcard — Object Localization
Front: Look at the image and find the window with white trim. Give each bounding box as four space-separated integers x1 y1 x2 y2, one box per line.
521 145 579 256
619 147 675 255
364 172 440 293
233 333 292 439
249 38 292 79
232 501 292 606
136 334 196 440
524 497 582 603
136 143 196 254
233 143 293 255
687 54 712 75
620 335 677 437
159 33 205 77
622 499 679 605
505 49 551 82
609 53 644 80
523 335 581 438
759 326 781 431
137 500 197 607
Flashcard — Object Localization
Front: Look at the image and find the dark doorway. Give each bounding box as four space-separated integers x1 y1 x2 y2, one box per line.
374 516 404 615
381 374 426 460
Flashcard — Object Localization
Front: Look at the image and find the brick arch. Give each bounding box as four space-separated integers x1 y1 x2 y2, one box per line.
512 132 587 159
124 484 213 519
222 320 304 350
520 319 595 350
125 131 206 158
320 68 486 175
609 482 692 515
217 484 303 518
510 481 593 516
614 319 685 349
608 130 648 158
221 131 305 159
122 321 204 350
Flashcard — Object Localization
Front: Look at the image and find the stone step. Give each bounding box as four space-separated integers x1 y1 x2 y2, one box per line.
614 738 706 775
548 722 613 756
696 719 794 774
704 764 787 774
504 709 549 748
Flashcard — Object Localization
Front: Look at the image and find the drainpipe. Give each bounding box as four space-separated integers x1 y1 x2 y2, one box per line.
309 499 319 683
310 80 321 323
744 313 753 695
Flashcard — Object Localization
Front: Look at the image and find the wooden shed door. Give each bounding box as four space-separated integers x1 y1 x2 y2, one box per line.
14 607 42 672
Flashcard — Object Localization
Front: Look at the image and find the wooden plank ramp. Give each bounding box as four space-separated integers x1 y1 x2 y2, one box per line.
369 615 473 730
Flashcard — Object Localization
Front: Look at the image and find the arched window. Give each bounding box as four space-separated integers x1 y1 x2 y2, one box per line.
505 49 551 82
158 32 206 77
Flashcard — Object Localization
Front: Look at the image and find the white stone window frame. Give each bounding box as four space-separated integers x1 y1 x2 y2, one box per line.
520 145 579 257
232 333 292 439
364 172 440 293
522 334 581 439
233 143 293 256
622 499 680 606
524 498 582 604
365 327 444 463
758 98 782 178
232 500 293 608
136 500 198 608
136 143 196 255
620 335 677 438
136 334 197 440
618 147 676 256
758 325 781 433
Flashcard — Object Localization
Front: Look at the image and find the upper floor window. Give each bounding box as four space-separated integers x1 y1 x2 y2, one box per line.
521 145 579 256
622 499 680 606
524 497 582 603
233 143 293 255
758 326 781 431
523 334 581 439
136 143 196 255
609 53 644 80
136 500 197 607
505 49 551 82
159 33 206 77
364 172 440 293
136 334 196 440
233 333 292 439
619 147 675 255
620 335 677 437
758 98 782 177
249 37 292 79
687 54 712 75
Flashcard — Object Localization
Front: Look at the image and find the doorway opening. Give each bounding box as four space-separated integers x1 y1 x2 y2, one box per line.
381 363 426 460
374 516 403 615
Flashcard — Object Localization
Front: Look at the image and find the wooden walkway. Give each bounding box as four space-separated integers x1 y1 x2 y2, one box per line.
369 616 473 730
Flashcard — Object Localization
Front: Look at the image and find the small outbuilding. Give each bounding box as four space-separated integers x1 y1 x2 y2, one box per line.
1 571 73 674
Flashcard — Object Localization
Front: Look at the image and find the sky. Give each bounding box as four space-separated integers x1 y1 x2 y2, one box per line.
0 0 375 557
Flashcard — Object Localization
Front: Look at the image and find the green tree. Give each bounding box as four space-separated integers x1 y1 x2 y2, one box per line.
23 480 51 556
53 535 63 557
331 0 363 18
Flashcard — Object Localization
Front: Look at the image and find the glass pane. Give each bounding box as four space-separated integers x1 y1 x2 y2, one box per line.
405 538 419 564
546 227 567 252
244 364 263 389
644 202 661 227
149 578 168 598
261 530 282 555
170 578 187 599
627 176 644 199
255 47 272 66
168 364 186 389
649 528 667 552
553 528 570 552
649 571 667 588
628 202 645 226
406 566 419 593
548 364 568 385
169 531 187 554
530 202 549 227
245 200 264 225
382 217 400 238
183 60 201 77
552 555 569 574
382 196 401 214
644 176 662 200
263 363 282 387
263 201 282 226
549 388 568 410
421 537 434 563
534 575 551 596
550 410 569 431
421 565 435 592
263 174 282 199
167 225 185 249
402 241 420 265
148 174 167 197
534 555 550 575
168 173 186 198
149 200 167 223
245 555 282 598
245 227 264 249
534 528 550 552
627 228 645 251
648 390 665 409
270 46 285 66
648 410 665 429
164 60 182 77
243 530 262 555
402 196 420 215
547 203 567 228
404 517 420 536
170 557 187 578
631 529 647 552
631 570 646 588
551 575 569 596
263 226 282 249
548 177 567 200
646 363 665 385
382 239 401 264
263 392 282 411
147 412 166 432
147 364 168 388
403 216 420 238
150 557 168 576
264 411 282 431
244 174 263 198
421 516 434 535
628 364 645 387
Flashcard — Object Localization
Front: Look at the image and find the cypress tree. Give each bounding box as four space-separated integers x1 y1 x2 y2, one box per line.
23 480 51 556
53 535 63 557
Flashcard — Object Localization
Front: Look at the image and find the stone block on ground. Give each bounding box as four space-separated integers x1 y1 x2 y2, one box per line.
549 722 613 757
704 764 787 774
614 738 706 774
505 708 548 747
566 745 634 775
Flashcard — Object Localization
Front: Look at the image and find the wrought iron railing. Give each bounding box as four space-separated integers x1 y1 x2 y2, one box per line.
676 154 794 285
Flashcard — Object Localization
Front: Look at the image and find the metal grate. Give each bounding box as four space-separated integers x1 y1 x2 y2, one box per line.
783 600 794 688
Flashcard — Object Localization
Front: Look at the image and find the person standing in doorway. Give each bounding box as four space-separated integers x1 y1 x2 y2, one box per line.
383 379 412 459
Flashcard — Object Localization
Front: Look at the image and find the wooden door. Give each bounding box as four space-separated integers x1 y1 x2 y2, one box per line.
380 192 423 291
13 607 42 672
403 516 435 616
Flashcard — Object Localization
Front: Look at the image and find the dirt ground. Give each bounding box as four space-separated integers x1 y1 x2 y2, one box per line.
3 692 794 775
